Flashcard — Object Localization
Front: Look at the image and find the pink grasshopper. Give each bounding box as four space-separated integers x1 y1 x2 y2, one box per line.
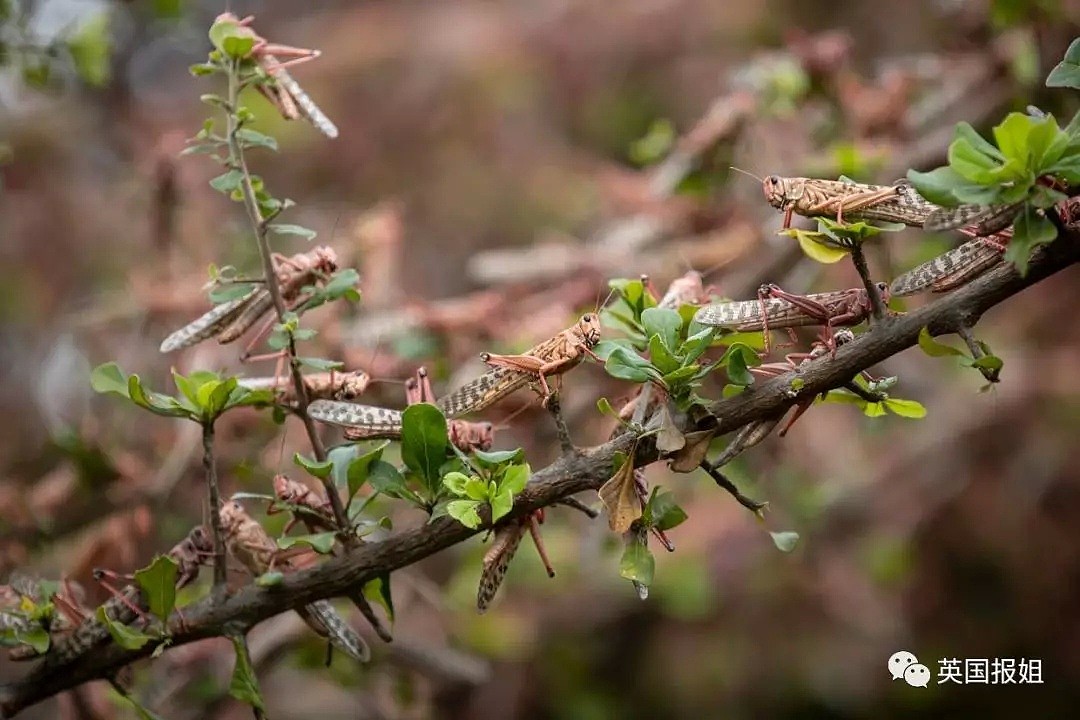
215 12 338 139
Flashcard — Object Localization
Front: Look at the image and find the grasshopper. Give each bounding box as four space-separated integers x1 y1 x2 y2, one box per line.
435 313 603 418
160 246 339 353
889 234 1008 296
762 176 938 228
220 500 369 662
215 13 338 139
47 526 212 664
762 175 1018 234
476 509 555 613
308 367 496 452
694 283 889 354
269 474 337 533
238 369 370 402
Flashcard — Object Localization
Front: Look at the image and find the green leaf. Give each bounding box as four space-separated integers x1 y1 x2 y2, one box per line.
96 606 153 650
294 452 333 480
619 537 655 587
596 397 619 418
917 327 965 357
680 327 715 364
949 137 1002 184
781 227 850 263
276 532 337 554
472 447 525 467
228 636 266 712
970 354 1004 373
189 62 217 77
255 571 284 587
14 626 50 654
363 574 394 621
296 356 345 372
134 556 179 622
770 531 800 553
1046 38 1080 89
640 308 683 351
368 460 422 505
463 476 489 502
346 442 388 503
222 35 255 59
91 362 131 398
604 345 660 384
236 128 278 152
269 223 317 241
489 489 513 523
442 471 472 496
648 333 682 375
400 404 449 495
446 499 483 529
720 342 759 386
629 118 675 165
500 463 530 495
1008 204 1057 275
906 166 966 206
208 283 255 304
955 121 1007 162
643 488 689 531
209 169 244 194
884 399 927 418
127 376 191 418
864 402 887 417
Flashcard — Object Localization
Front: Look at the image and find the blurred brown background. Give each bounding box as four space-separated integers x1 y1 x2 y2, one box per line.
1 0 1080 718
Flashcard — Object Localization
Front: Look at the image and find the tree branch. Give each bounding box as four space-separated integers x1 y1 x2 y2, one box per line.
2 232 1076 718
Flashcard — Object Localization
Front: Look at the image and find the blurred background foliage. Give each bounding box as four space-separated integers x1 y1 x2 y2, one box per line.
1 0 1079 718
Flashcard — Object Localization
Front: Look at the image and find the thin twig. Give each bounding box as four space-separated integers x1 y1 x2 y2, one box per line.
699 460 767 513
850 244 887 321
225 60 349 533
545 393 576 455
202 423 227 589
956 324 1000 384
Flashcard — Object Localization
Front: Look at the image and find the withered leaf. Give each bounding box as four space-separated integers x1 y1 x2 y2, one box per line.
599 446 642 533
668 429 715 473
655 402 686 454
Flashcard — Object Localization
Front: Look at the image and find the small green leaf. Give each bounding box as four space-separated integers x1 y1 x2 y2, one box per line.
884 399 927 418
916 327 965 357
471 448 525 467
401 404 449 496
228 636 266 712
604 345 659 384
442 471 472 496
363 574 394 621
209 170 244 193
294 452 333 480
368 461 422 506
14 626 50 654
446 499 483 529
236 128 278 152
769 531 800 553
463 477 489 502
222 35 255 59
489 489 513 523
597 397 619 417
906 166 966 206
640 308 683 351
643 488 688 531
96 606 153 650
91 362 131 398
255 571 284 587
134 556 179 622
276 532 337 554
1046 38 1080 89
648 333 682 374
782 227 849 263
970 354 1004 373
1008 204 1057 275
268 223 317 241
720 342 759 386
500 463 530 495
189 62 217 76
619 537 655 587
346 442 388 503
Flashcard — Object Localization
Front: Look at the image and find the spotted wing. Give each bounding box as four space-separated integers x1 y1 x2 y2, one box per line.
477 523 526 613
298 600 370 662
308 400 404 437
159 289 261 352
267 60 339 139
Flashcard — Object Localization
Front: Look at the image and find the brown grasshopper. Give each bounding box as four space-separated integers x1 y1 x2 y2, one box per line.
269 474 337 533
308 367 496 452
436 313 603 418
694 283 889 355
215 13 338 139
763 176 938 228
477 509 555 613
46 526 212 664
762 175 1018 234
160 246 339 353
889 231 1009 297
220 500 369 662
238 369 371 402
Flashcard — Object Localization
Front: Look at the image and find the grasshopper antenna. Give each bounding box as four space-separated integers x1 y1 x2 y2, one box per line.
729 166 764 183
